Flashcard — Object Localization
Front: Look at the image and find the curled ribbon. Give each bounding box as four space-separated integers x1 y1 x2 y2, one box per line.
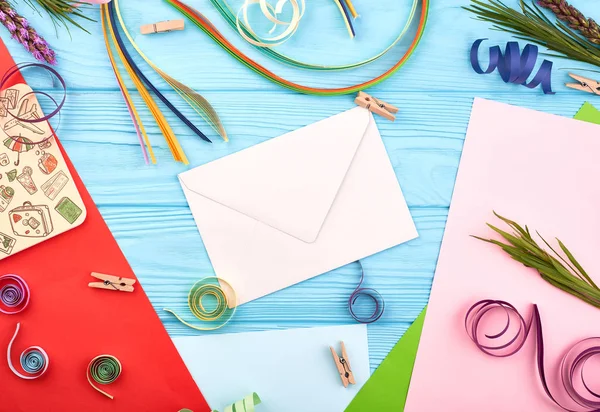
0 63 67 145
348 261 384 324
164 277 237 331
236 0 305 48
87 354 122 399
0 274 30 314
470 39 554 95
466 300 600 411
7 323 49 380
210 393 261 412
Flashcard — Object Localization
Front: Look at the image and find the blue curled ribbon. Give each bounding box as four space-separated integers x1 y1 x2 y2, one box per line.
470 39 554 94
21 349 46 374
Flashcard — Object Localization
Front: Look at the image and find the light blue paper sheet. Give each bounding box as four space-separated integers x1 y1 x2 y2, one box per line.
173 325 370 412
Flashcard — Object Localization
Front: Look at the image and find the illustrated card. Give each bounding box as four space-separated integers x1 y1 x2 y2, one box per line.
0 83 86 259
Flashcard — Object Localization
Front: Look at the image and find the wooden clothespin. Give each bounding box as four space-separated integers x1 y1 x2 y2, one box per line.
88 272 136 293
330 341 355 388
140 19 185 35
354 91 398 121
565 73 600 96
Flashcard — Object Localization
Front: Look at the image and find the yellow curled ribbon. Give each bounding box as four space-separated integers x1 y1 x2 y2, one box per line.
164 277 237 331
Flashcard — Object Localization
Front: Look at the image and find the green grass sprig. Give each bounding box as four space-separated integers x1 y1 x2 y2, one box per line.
474 213 600 309
21 0 94 34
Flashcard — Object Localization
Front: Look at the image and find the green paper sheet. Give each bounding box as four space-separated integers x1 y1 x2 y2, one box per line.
345 308 426 412
575 102 600 124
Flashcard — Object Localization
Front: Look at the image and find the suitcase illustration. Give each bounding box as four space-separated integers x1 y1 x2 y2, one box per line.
9 201 53 237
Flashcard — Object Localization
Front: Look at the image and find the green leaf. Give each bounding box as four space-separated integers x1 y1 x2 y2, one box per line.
474 213 599 311
558 238 598 289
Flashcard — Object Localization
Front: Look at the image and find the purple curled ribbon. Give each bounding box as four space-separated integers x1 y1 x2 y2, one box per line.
470 39 554 94
466 300 600 411
0 274 30 315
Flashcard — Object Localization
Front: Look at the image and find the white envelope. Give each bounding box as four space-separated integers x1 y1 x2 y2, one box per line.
179 107 418 305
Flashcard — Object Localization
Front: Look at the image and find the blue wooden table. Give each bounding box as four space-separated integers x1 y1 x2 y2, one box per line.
1 0 596 372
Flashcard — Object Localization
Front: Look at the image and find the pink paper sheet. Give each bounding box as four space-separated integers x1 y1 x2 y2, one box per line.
404 98 600 411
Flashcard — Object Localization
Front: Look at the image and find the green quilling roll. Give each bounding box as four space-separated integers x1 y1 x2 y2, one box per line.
87 354 122 399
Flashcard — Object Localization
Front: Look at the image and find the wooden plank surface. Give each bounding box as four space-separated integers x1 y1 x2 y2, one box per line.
0 0 596 372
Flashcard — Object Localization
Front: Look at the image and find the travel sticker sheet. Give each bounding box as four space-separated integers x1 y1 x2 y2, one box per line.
0 83 86 259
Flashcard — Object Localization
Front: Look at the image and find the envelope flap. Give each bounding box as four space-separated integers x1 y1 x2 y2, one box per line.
179 107 371 243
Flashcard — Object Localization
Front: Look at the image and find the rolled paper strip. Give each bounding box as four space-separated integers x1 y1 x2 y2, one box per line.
470 39 554 95
211 393 261 412
0 274 30 314
348 261 384 324
164 277 237 331
466 300 600 411
7 323 49 380
87 355 122 399
235 0 305 48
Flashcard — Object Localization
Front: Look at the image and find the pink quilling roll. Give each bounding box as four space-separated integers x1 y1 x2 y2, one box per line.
0 274 30 314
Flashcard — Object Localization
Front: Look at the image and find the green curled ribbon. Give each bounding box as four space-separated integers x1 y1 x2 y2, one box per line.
220 393 261 412
180 393 261 412
164 277 237 331
87 354 122 399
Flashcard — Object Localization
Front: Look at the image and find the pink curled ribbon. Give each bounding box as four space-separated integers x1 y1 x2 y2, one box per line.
466 300 600 411
0 274 30 314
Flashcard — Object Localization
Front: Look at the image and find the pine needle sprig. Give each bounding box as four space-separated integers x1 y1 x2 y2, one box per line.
464 0 600 68
473 212 600 309
537 0 600 45
22 0 94 34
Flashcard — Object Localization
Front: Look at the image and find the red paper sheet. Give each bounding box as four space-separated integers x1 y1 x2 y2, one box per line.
0 39 211 411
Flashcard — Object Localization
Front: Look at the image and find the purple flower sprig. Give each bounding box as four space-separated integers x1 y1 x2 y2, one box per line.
0 1 56 64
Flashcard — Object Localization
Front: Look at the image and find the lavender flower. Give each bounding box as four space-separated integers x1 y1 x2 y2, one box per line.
0 1 57 64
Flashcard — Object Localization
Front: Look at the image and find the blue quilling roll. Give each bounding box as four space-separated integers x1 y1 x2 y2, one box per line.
7 323 49 380
21 348 46 374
